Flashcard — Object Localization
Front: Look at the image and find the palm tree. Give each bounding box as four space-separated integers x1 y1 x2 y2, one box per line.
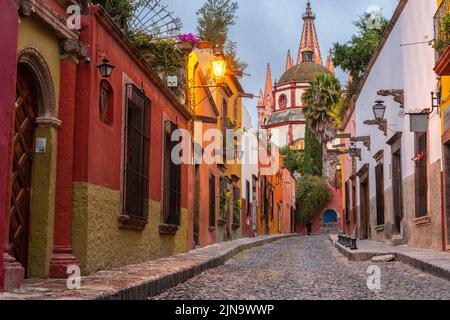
302 73 342 155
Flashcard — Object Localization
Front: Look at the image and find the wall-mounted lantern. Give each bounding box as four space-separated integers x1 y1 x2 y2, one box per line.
373 100 386 121
97 57 115 78
211 53 227 85
347 142 361 160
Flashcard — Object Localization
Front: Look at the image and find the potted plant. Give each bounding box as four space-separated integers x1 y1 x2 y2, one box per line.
232 200 241 229
197 41 213 50
218 190 230 225
177 33 199 50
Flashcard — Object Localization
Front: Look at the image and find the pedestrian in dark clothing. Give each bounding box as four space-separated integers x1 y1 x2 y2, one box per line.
306 221 313 236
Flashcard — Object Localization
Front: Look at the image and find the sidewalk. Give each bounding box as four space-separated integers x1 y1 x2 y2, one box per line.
329 234 450 281
0 234 296 300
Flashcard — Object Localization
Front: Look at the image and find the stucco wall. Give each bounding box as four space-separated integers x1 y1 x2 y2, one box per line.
354 0 440 248
72 182 189 275
0 0 19 291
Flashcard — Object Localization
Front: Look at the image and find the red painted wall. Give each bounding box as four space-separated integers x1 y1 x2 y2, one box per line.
74 7 190 209
0 0 19 291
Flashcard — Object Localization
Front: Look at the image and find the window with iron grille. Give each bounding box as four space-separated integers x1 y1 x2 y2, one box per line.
123 84 150 219
209 173 216 227
163 120 181 225
345 181 350 223
375 163 385 225
415 132 428 218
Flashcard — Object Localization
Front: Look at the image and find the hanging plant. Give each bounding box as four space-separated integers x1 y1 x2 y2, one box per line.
412 151 426 162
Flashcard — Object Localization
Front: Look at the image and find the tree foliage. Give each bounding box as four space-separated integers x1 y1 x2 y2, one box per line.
296 175 331 224
281 146 304 175
303 73 342 146
332 13 388 82
196 0 239 49
197 0 247 73
302 126 323 176
93 0 136 31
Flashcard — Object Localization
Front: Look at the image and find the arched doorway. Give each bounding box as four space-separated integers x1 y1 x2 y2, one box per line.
323 209 338 223
8 64 38 273
7 47 58 277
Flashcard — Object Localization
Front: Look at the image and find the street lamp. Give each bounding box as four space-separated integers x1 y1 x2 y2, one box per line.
373 100 386 121
97 57 115 78
211 54 227 85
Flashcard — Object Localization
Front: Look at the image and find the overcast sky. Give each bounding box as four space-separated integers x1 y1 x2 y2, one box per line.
169 0 399 127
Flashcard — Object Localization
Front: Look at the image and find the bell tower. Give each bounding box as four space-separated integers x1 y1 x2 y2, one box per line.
297 1 323 65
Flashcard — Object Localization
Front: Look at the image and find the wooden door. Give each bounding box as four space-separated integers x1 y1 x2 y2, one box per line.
9 66 37 272
392 149 403 234
360 180 370 239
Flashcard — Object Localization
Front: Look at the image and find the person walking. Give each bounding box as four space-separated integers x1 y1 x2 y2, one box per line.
306 220 313 236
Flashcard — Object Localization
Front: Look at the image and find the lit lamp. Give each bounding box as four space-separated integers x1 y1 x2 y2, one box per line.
373 100 386 121
97 57 115 78
212 54 226 85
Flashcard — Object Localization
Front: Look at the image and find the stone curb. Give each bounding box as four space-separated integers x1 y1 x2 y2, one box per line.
328 234 450 281
98 234 298 300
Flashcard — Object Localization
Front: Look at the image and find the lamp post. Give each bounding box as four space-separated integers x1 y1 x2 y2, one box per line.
97 57 115 78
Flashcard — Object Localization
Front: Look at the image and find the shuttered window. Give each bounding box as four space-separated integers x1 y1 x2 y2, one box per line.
375 164 385 225
123 84 150 219
415 132 428 218
163 121 181 225
209 173 216 227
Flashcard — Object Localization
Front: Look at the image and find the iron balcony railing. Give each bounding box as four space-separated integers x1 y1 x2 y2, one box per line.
434 0 450 61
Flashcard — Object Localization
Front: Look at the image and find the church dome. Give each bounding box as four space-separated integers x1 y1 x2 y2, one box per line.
278 62 331 85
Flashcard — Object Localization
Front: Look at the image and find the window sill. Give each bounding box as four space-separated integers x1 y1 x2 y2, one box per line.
159 224 180 235
414 215 431 228
118 215 148 231
374 224 385 232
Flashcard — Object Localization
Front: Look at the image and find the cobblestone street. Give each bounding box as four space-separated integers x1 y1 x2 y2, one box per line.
152 235 450 300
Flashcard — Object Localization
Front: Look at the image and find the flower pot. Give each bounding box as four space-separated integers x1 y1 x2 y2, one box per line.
197 41 213 49
177 41 194 51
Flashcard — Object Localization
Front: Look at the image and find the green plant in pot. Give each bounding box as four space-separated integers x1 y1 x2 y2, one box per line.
219 190 231 221
232 200 241 227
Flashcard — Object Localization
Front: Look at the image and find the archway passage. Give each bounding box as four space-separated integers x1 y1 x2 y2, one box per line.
323 209 338 223
8 64 38 273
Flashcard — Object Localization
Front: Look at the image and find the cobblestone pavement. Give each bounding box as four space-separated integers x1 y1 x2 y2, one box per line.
152 235 450 300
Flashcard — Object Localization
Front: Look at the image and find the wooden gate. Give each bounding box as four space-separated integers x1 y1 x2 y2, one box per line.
8 66 37 272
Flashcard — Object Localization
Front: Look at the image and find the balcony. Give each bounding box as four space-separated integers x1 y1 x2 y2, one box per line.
433 0 450 75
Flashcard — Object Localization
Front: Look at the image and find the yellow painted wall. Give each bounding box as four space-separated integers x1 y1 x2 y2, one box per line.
18 17 60 107
439 0 450 135
72 183 190 275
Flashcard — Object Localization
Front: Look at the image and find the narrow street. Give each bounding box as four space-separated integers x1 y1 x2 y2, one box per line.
152 236 450 300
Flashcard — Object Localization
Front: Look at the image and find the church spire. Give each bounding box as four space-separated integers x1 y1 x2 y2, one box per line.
263 63 274 107
326 50 335 75
285 49 293 71
297 0 323 65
